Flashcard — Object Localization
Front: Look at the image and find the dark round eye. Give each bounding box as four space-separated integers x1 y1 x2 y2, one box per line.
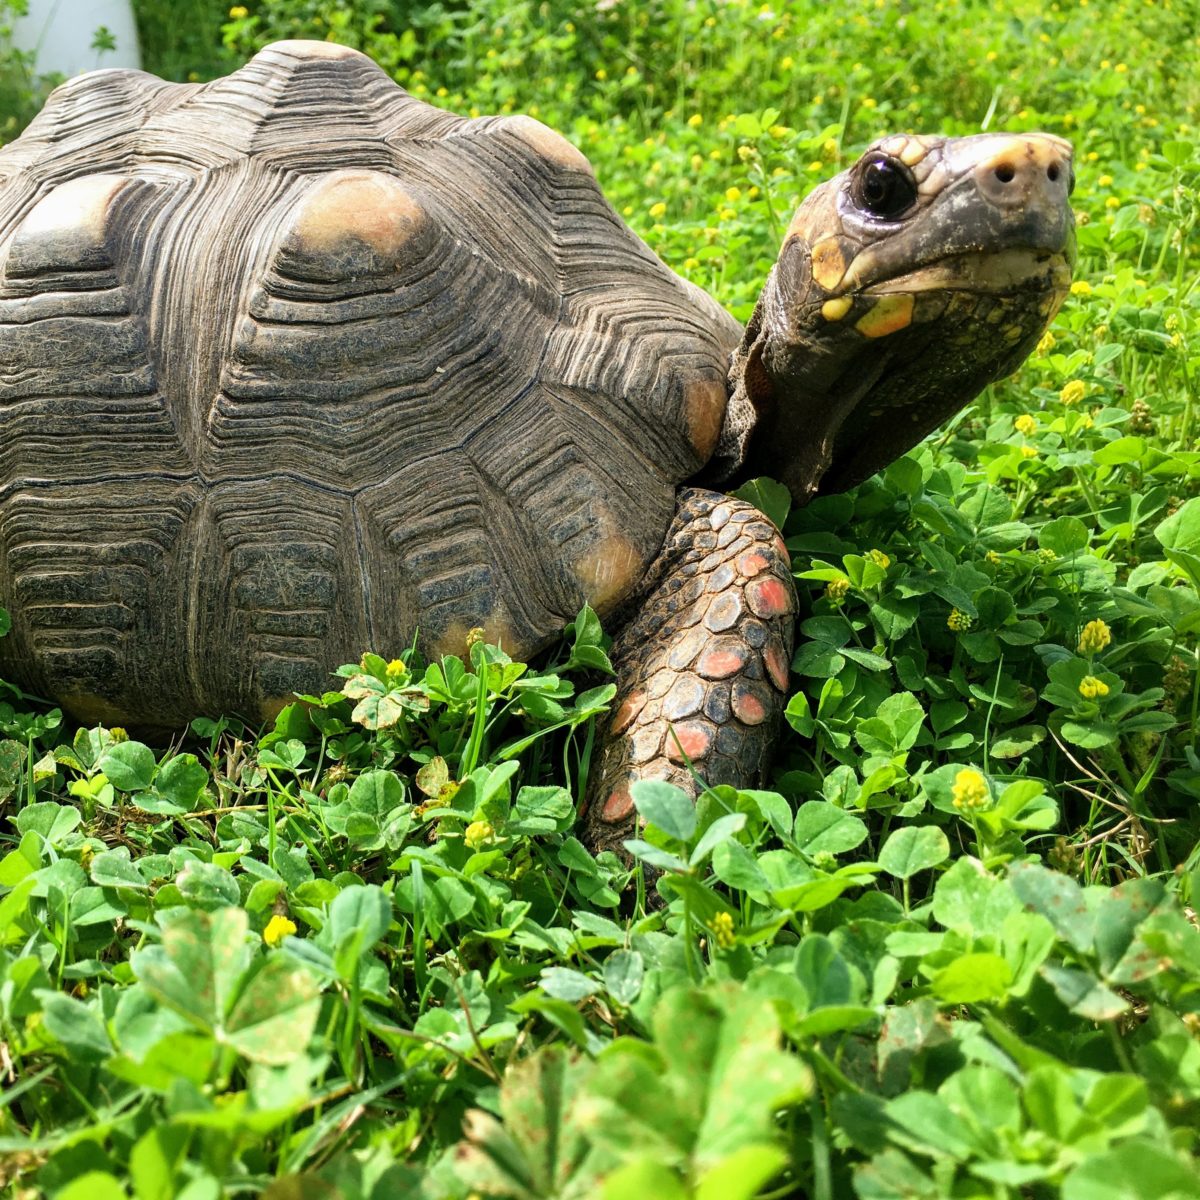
853 155 918 218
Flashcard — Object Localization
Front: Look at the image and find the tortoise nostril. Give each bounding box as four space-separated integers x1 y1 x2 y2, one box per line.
1047 163 1060 182
993 163 1016 184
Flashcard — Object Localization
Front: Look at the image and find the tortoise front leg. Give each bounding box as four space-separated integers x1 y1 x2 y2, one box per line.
582 487 796 857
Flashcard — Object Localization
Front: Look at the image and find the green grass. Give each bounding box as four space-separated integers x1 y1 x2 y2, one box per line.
2 1 1200 1196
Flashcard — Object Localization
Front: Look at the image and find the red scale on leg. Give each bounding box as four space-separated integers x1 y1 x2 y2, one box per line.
666 720 714 763
746 576 793 618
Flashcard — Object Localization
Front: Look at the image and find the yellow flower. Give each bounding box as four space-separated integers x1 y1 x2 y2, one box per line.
228 5 248 17
1098 173 1114 186
947 608 973 632
1020 445 1039 459
263 915 297 947
687 113 703 128
109 727 129 743
780 55 794 69
1015 414 1037 436
1078 619 1112 655
807 161 824 172
719 207 737 221
595 68 607 80
1070 280 1092 296
1105 196 1121 209
1060 380 1086 405
867 548 890 570
725 186 742 202
648 201 667 218
690 153 704 170
952 768 989 810
684 256 700 270
385 658 407 681
826 577 850 603
465 820 494 850
1036 330 1056 354
985 550 1002 566
1079 675 1110 699
707 911 736 950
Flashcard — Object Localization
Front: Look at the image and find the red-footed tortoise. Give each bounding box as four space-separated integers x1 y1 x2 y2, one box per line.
0 41 1074 853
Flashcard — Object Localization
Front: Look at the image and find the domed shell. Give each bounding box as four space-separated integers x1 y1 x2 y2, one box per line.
0 42 740 724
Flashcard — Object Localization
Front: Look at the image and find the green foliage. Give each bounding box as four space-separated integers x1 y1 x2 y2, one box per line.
3 0 1200 1195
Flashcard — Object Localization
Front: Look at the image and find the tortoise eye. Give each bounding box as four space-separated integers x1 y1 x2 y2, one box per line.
853 155 917 218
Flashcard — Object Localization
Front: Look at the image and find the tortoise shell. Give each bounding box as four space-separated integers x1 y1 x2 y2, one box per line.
0 41 740 725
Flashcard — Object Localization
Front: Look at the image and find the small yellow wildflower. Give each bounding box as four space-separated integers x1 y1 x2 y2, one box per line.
1015 414 1037 436
861 97 877 109
649 201 667 218
985 550 1002 566
737 145 756 163
109 727 129 743
1105 196 1121 210
1070 280 1092 296
595 68 607 81
1036 330 1056 354
1020 445 1039 459
867 548 890 570
690 153 704 170
1078 619 1112 655
622 205 633 215
780 55 794 69
952 768 989 810
1079 675 1110 699
465 820 494 850
719 207 737 221
725 186 742 202
709 149 722 161
263 915 297 947
947 608 973 632
1060 380 1086 406
707 911 736 950
684 256 700 270
687 113 703 128
1037 548 1058 565
465 626 486 649
385 658 407 681
228 5 248 17
1098 174 1114 187
808 161 824 172
826 577 850 603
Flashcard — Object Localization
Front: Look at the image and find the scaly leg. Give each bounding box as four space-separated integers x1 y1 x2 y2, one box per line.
582 487 795 856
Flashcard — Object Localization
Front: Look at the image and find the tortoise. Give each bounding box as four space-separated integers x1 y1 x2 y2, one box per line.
0 41 1075 852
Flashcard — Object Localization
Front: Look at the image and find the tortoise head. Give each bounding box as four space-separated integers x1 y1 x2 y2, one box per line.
724 132 1076 502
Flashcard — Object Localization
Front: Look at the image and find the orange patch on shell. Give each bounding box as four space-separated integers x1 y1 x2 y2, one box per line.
572 532 643 615
267 39 367 60
502 114 594 173
289 170 428 264
684 377 728 460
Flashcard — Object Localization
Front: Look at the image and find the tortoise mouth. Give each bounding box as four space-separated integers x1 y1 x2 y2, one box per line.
862 248 1073 298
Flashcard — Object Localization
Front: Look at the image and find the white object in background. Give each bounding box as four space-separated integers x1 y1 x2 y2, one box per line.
13 0 142 78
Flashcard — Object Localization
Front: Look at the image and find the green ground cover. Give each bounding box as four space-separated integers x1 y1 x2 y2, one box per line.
1 0 1199 1195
